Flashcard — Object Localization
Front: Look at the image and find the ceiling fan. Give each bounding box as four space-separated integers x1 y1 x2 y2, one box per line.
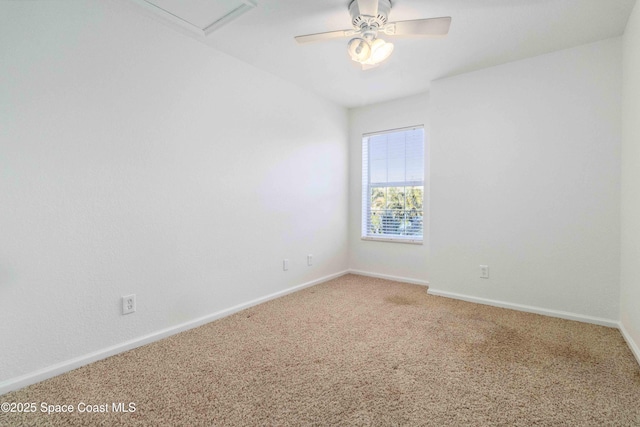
294 0 451 69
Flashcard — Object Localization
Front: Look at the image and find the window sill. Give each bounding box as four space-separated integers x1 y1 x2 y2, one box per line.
361 236 423 245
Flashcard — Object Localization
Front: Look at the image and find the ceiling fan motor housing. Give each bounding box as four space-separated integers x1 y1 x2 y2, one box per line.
349 0 391 29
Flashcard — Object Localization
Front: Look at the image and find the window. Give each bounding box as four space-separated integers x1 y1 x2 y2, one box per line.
362 126 425 243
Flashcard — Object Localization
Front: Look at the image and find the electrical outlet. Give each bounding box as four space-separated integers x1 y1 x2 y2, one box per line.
480 265 489 279
307 254 313 266
122 294 136 315
283 259 289 271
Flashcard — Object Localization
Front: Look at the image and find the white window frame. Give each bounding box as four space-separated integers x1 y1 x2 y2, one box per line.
361 125 425 244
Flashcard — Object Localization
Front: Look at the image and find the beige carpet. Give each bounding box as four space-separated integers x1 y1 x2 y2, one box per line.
2 274 640 426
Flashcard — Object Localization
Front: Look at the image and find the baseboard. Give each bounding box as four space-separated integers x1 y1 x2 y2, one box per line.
348 269 429 287
427 288 618 328
0 270 349 396
618 321 640 367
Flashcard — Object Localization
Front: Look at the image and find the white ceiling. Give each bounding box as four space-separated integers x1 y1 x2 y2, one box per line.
129 0 637 108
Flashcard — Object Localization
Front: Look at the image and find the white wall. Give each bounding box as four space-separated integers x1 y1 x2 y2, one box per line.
429 38 622 323
0 0 348 391
348 93 429 284
621 1 640 359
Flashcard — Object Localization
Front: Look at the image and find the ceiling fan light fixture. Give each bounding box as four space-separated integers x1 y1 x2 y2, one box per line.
367 38 394 64
347 37 372 62
295 0 452 69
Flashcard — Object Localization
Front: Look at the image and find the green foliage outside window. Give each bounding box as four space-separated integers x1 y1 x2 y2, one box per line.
368 186 423 236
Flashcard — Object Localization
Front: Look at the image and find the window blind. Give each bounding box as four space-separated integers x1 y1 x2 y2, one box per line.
362 126 425 242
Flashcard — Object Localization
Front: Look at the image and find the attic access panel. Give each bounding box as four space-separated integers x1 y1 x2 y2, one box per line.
142 0 256 35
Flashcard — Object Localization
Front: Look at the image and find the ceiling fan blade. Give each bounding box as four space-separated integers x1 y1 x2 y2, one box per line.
384 17 452 37
356 0 379 17
295 29 354 44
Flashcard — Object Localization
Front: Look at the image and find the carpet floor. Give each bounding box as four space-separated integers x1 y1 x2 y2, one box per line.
2 274 640 426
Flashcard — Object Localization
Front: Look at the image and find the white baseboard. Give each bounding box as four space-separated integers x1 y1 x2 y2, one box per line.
618 321 640 367
348 269 429 287
427 288 619 328
0 270 349 396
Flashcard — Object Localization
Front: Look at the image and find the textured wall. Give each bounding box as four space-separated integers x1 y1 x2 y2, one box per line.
621 1 640 358
429 38 622 321
0 0 348 389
